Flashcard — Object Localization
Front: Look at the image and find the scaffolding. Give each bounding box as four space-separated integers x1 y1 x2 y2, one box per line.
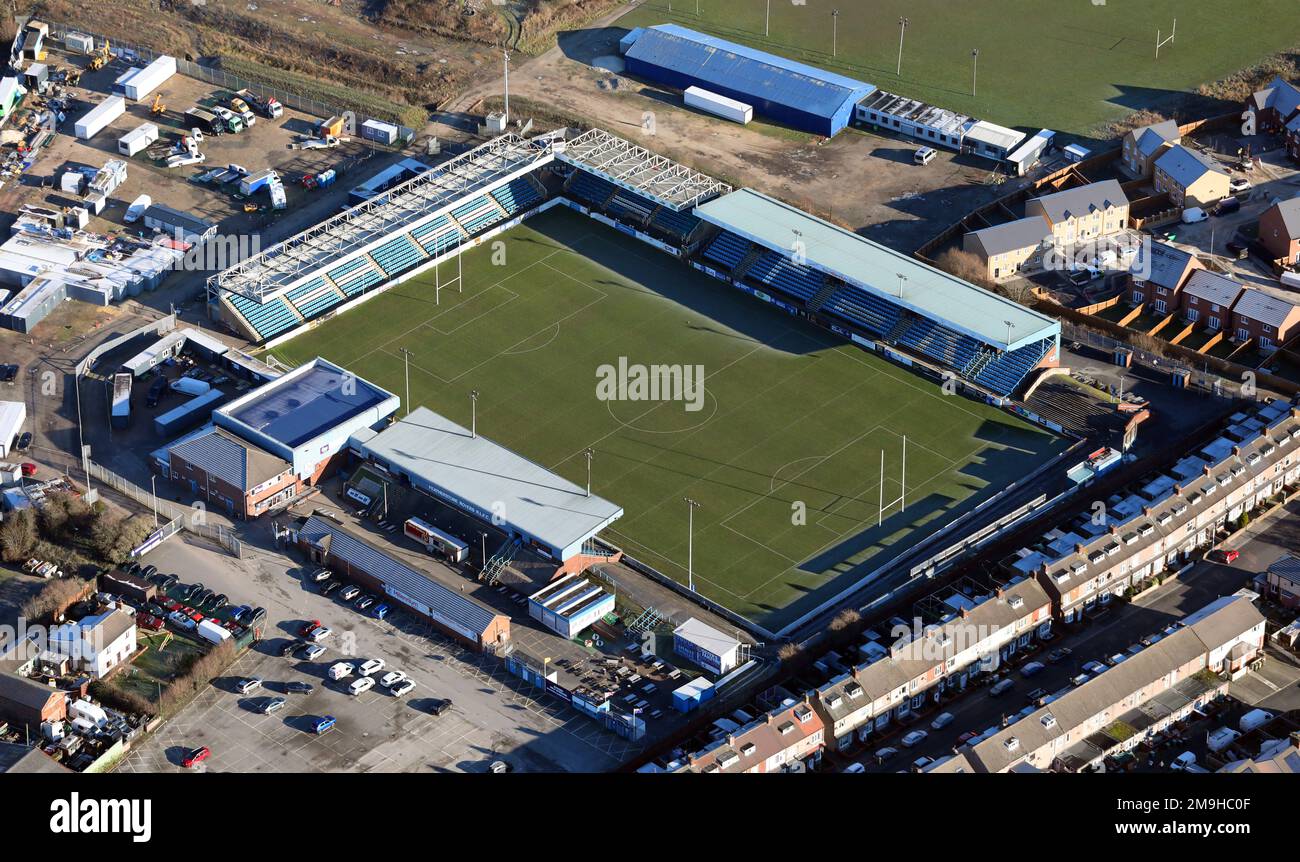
557 128 731 211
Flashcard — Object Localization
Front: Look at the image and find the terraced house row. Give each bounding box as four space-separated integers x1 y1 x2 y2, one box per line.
1008 397 1300 622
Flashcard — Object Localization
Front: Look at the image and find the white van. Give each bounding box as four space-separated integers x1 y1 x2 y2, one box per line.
1182 207 1208 224
914 146 937 166
348 676 375 696
328 661 354 681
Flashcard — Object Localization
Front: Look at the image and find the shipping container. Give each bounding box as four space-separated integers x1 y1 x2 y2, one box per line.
64 32 95 54
153 388 224 437
123 55 176 101
117 121 159 157
238 168 277 195
74 95 126 140
0 400 26 459
110 373 132 429
360 118 399 145
684 85 752 124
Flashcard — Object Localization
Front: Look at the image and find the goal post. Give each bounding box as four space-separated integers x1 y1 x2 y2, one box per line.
878 435 908 526
1155 18 1176 59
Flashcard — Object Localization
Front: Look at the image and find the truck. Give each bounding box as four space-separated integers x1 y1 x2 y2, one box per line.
238 168 277 196
197 618 232 645
184 107 222 136
110 372 132 429
237 89 282 120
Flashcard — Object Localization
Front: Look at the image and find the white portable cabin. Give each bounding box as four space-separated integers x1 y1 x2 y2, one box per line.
74 96 125 140
64 32 95 55
0 400 26 459
1005 129 1056 176
360 119 399 145
123 55 176 101
117 122 159 157
684 86 752 125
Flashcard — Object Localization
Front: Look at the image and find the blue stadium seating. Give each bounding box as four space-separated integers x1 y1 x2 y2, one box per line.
286 277 326 305
326 256 382 297
227 292 300 341
744 251 824 304
972 338 1054 396
822 286 903 337
371 234 427 278
326 257 370 284
294 287 344 320
649 206 703 241
451 195 504 235
702 231 751 271
897 316 979 369
410 214 463 256
606 190 656 224
338 266 385 297
567 170 616 207
490 178 544 216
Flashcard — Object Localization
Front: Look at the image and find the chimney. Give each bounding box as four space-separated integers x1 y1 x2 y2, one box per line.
960 606 969 619
727 734 735 746
1109 524 1119 536
1142 506 1152 517
1173 484 1183 497
1075 543 1085 554
1203 466 1213 478
1232 446 1242 458
995 586 1005 598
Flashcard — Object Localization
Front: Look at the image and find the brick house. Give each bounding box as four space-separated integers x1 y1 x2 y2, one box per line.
1121 119 1180 179
49 610 137 680
1230 288 1300 352
1025 180 1129 246
1153 144 1231 209
1128 240 1202 313
962 215 1051 281
682 698 824 773
166 426 299 519
1180 270 1243 331
1259 198 1300 266
1247 76 1300 133
0 669 67 730
1287 114 1300 161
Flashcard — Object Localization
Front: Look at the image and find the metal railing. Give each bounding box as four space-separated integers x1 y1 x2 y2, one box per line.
88 461 242 557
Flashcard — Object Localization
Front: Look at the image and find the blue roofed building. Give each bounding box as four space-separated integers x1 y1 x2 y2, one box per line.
619 24 875 136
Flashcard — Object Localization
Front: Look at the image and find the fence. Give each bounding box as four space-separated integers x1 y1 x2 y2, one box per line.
33 18 414 130
88 461 242 557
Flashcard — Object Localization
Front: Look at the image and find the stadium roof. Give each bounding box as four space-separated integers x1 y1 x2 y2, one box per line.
298 514 503 642
558 129 730 210
353 406 622 555
218 357 394 448
210 133 556 301
695 189 1058 350
622 24 874 129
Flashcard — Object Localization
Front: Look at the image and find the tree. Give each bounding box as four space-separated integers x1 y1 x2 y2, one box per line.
0 509 37 563
933 248 997 292
829 607 861 632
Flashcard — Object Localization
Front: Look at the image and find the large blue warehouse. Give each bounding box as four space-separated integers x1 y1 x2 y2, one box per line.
619 24 875 136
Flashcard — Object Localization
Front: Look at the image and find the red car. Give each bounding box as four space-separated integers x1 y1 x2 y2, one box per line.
138 613 164 632
181 746 210 768
188 610 204 623
1210 549 1240 564
300 619 322 637
957 730 979 746
159 597 181 612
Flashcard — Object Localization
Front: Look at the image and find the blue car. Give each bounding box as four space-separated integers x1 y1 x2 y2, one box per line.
312 715 336 734
373 604 389 621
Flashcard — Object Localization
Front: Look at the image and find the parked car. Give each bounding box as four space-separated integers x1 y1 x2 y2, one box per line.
843 762 866 774
1105 653 1128 667
913 146 937 166
181 746 210 768
901 729 928 748
312 715 336 734
20 462 36 477
911 756 935 772
299 619 322 637
930 712 954 730
989 678 1015 696
235 677 263 695
308 626 333 643
260 696 287 715
1082 660 1108 675
1208 548 1239 564
1213 196 1240 216
355 595 375 611
1071 673 1091 687
320 580 341 596
874 746 899 761
339 585 361 601
1047 647 1072 664
957 730 979 745
389 679 416 697
310 568 331 582
1026 687 1048 704
379 670 407 688
348 676 375 696
373 603 389 620
1020 661 1045 678
429 698 452 716
328 661 354 681
15 431 31 450
137 613 164 632
280 639 305 657
1228 177 1251 194
301 643 326 661
1182 207 1208 224
358 659 385 677
285 681 314 694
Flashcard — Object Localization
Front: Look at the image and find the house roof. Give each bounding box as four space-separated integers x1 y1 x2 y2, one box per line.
0 671 61 712
1268 554 1300 585
0 741 71 773
298 514 504 641
168 426 289 492
965 215 1050 257
1181 270 1242 308
1233 288 1300 330
965 596 1262 772
1028 179 1128 224
1155 144 1228 189
686 699 823 773
1250 76 1300 120
1127 120 1180 158
1266 198 1300 240
1130 240 1198 290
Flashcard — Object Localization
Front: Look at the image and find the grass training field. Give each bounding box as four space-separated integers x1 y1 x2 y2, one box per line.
270 207 1067 630
618 0 1300 139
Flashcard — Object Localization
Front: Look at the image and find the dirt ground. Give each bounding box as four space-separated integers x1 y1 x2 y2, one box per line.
444 25 1014 251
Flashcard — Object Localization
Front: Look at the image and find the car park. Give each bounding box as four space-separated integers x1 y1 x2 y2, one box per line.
389 679 415 697
182 746 210 768
901 730 928 748
348 676 375 696
260 696 287 715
